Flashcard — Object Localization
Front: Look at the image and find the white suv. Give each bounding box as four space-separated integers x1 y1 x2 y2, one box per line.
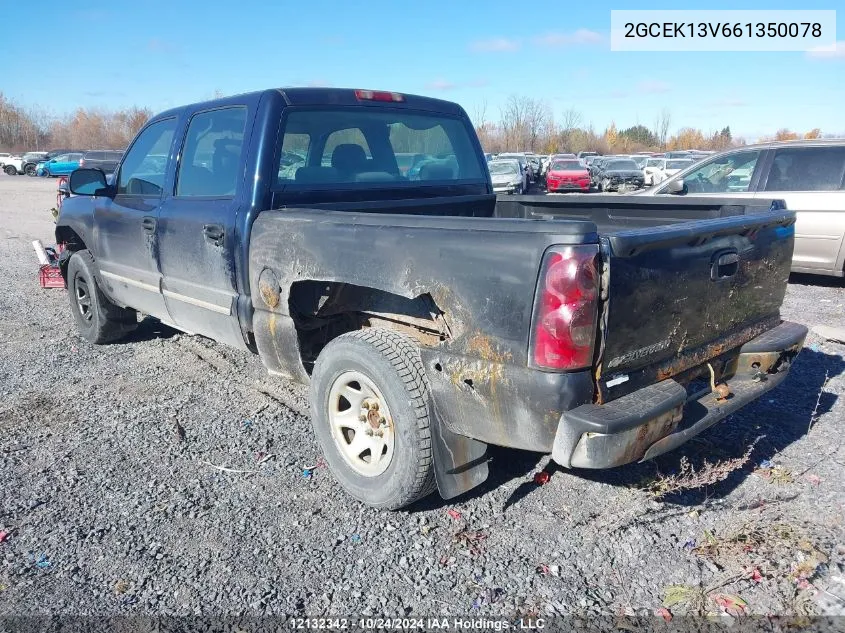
3 155 24 176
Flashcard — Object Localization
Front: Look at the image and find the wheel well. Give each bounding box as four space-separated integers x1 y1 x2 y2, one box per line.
288 281 451 374
55 226 88 278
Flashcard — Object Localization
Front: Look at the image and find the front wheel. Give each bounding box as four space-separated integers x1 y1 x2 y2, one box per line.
3 165 16 176
310 329 436 510
66 250 137 344
24 164 37 177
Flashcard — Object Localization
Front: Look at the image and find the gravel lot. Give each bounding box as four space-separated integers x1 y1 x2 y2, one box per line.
1 175 844 621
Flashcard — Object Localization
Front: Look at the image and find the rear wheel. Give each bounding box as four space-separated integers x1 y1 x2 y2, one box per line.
3 165 16 176
310 329 436 509
67 250 137 344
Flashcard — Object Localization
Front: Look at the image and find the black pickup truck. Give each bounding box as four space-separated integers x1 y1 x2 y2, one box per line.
57 88 806 509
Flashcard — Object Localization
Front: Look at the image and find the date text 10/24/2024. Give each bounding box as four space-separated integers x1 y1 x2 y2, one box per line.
289 618 546 631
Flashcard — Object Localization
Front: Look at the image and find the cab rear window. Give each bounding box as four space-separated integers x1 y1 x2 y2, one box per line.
276 109 484 187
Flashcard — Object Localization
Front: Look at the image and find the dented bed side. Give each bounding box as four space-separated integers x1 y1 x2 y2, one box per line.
248 209 599 452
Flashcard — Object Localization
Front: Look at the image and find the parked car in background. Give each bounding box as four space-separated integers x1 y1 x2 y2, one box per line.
488 158 527 194
664 151 692 159
595 158 645 192
36 152 84 177
2 154 23 175
526 154 543 182
20 151 49 176
546 158 591 192
79 150 124 174
497 153 533 183
577 151 599 159
587 156 608 183
631 155 649 170
0 153 11 166
643 158 694 186
640 140 845 277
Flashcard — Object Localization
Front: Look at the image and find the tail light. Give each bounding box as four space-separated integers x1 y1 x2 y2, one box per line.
530 246 600 371
354 89 405 102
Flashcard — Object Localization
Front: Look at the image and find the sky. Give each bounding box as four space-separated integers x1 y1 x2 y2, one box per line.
1 0 843 141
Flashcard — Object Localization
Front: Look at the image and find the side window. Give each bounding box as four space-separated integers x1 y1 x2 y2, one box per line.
176 107 247 197
117 118 177 195
765 147 845 192
279 133 310 182
675 150 761 194
53 154 68 162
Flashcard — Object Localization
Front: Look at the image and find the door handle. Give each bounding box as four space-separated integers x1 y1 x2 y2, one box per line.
203 223 225 246
141 216 156 233
711 251 739 280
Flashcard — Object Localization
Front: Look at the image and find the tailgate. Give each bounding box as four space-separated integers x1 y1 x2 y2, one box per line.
596 210 796 402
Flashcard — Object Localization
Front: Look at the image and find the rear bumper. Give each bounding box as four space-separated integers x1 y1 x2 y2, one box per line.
551 321 807 469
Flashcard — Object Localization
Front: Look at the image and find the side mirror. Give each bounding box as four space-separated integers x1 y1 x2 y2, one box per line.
666 178 685 194
69 168 109 196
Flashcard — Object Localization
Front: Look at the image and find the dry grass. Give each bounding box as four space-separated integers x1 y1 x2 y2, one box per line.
643 438 760 499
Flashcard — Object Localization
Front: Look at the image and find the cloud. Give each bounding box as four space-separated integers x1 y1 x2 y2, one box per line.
147 38 177 53
425 78 489 91
709 98 748 108
636 80 670 94
601 80 671 99
426 79 458 91
806 41 845 59
469 38 521 53
83 91 127 98
533 29 603 47
320 36 345 46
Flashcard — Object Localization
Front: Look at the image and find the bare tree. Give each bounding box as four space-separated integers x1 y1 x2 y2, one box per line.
470 100 488 129
560 108 582 132
499 95 528 151
557 108 583 152
524 98 551 152
653 108 672 149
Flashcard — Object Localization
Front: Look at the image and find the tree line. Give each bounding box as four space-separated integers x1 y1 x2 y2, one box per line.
472 95 833 155
0 91 834 156
0 93 152 152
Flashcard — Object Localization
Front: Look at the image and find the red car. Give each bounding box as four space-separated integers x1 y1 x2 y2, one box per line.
546 158 591 192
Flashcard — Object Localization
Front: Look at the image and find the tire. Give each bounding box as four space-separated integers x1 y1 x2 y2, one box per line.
66 250 137 344
310 329 437 510
3 165 16 176
24 164 37 176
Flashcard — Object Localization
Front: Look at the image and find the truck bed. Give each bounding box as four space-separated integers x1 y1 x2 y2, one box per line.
250 193 796 453
493 193 782 232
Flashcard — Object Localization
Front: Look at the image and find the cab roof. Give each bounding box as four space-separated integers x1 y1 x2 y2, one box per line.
153 87 467 121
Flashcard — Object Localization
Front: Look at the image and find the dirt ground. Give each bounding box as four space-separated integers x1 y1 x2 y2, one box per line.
1 175 843 622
